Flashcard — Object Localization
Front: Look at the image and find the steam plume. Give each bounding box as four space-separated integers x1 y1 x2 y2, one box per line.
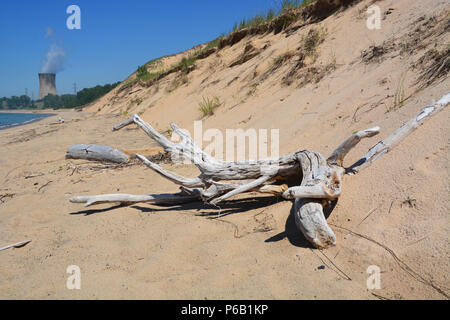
44 27 53 38
41 43 66 74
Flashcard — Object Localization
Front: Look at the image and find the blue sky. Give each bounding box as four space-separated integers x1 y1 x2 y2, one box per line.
0 0 285 98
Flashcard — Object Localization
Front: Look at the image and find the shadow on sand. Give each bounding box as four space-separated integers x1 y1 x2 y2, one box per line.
69 196 338 248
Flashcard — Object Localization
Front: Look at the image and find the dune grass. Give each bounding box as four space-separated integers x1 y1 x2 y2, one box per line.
392 72 407 111
386 72 407 113
136 64 165 82
120 1 317 92
303 27 327 60
199 96 222 117
232 0 316 33
174 38 221 73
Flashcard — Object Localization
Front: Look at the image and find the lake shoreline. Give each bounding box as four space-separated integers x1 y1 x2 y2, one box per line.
0 108 62 113
0 112 57 131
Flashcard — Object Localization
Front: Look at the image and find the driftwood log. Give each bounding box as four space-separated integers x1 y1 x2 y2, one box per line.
66 144 129 163
70 93 449 248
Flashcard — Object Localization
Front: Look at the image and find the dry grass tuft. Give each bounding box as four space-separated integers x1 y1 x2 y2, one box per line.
199 96 222 117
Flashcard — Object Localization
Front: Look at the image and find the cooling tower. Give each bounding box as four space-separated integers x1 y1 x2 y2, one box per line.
38 73 58 99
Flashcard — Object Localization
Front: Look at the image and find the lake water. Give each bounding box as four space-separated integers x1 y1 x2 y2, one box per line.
0 112 55 130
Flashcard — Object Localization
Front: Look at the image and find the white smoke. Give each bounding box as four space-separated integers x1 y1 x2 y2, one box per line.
44 27 53 38
41 43 66 74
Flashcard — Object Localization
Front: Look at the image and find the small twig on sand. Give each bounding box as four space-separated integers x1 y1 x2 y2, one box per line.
301 112 318 115
0 193 15 203
372 292 390 300
344 207 378 239
330 223 450 299
25 173 44 179
310 249 352 281
252 209 275 233
0 240 31 251
333 250 340 259
67 161 138 173
38 181 53 192
388 198 396 213
407 236 429 246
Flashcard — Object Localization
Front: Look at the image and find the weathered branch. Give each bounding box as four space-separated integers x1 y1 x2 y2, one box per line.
327 127 380 166
66 144 129 163
210 175 273 205
70 188 202 207
347 93 450 174
136 154 204 188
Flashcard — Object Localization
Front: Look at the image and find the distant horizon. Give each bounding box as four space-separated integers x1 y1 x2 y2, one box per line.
0 0 293 98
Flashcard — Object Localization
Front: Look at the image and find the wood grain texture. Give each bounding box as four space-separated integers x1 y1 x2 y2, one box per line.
66 144 129 163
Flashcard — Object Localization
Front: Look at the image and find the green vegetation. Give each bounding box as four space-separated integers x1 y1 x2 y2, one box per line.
135 64 165 83
132 98 143 105
0 95 35 109
303 27 327 60
124 43 214 91
248 83 259 96
180 74 189 84
419 46 450 87
199 96 222 117
329 50 337 67
280 0 310 11
175 40 220 72
139 71 163 83
120 79 137 90
390 73 407 112
272 51 295 69
75 82 120 107
386 72 407 113
144 58 163 69
179 55 197 71
205 38 220 50
0 82 120 110
124 39 222 91
120 58 167 90
232 11 273 32
231 0 315 33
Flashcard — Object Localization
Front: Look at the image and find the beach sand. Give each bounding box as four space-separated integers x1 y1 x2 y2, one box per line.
1 95 448 299
0 0 449 299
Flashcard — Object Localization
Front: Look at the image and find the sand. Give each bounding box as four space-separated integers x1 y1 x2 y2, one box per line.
0 0 449 299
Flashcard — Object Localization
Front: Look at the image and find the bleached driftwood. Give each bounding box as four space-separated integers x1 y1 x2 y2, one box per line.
66 144 129 163
70 93 449 248
0 240 31 251
71 188 202 207
347 93 450 174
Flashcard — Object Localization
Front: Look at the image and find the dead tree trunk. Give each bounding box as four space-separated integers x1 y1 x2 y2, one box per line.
70 93 449 248
66 144 129 163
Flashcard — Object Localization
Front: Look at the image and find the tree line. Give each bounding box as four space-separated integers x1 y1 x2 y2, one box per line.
0 82 120 110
